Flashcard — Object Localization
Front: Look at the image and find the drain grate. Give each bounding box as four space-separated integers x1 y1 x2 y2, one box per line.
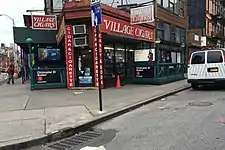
189 102 213 107
46 130 103 150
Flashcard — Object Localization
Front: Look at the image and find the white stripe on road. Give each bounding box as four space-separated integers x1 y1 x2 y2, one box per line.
80 146 106 150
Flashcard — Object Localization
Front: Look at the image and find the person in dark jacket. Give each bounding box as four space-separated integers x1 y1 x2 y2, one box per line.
20 63 26 84
7 64 15 84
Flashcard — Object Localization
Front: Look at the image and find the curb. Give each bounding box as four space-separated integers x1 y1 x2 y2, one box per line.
0 85 191 150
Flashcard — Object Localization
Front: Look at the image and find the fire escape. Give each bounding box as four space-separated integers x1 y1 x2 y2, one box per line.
210 0 225 47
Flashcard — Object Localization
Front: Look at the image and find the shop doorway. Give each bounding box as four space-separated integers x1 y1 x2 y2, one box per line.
75 49 93 87
103 35 140 87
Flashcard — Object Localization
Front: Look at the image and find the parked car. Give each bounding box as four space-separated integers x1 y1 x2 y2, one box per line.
187 48 225 89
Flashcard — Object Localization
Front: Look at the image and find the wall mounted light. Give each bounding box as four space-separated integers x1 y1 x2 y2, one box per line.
155 38 161 44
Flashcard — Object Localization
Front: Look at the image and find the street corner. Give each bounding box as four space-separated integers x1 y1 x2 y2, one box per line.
44 106 95 134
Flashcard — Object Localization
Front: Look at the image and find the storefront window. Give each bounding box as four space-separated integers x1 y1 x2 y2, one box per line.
171 51 182 63
126 45 134 77
115 44 126 77
159 51 172 63
77 49 93 85
137 42 143 49
104 44 114 78
143 42 151 49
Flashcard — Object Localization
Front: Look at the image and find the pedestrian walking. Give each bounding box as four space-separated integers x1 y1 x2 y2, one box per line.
20 63 26 84
7 64 15 84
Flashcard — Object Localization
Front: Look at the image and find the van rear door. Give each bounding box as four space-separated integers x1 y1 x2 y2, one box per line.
188 51 206 79
206 50 225 79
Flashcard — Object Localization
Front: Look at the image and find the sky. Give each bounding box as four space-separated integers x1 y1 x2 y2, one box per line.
0 0 44 46
0 0 146 46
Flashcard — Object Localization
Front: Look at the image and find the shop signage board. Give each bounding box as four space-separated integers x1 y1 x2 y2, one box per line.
36 70 62 84
135 66 154 78
91 3 102 27
65 25 75 89
93 27 104 88
130 4 155 25
100 15 155 42
135 49 155 62
31 15 57 30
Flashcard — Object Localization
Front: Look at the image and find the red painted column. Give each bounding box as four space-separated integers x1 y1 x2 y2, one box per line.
92 26 104 88
65 25 75 89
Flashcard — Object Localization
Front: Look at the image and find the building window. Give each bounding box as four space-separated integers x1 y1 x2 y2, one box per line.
179 0 184 16
209 0 213 14
206 19 209 35
180 28 186 43
175 27 181 43
170 25 176 42
163 0 169 8
164 23 170 41
157 29 164 40
169 0 175 12
157 0 162 5
209 22 213 36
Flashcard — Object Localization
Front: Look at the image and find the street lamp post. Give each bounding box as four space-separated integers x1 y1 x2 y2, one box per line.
0 14 15 26
25 38 34 90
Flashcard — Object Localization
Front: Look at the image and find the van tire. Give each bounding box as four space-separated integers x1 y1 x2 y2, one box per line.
191 83 199 90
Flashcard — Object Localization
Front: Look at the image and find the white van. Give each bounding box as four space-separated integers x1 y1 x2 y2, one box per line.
187 48 225 89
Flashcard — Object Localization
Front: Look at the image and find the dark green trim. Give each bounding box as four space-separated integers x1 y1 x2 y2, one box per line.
13 27 57 44
30 68 67 90
132 63 185 85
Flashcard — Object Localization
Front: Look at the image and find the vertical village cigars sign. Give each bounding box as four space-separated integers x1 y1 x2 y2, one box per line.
93 27 104 88
65 25 75 89
100 15 155 42
31 15 57 30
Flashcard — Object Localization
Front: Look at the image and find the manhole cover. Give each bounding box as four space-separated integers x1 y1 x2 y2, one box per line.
189 102 213 107
46 130 103 150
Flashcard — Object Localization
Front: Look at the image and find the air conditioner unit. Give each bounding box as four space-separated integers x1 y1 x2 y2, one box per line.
73 25 87 35
74 36 88 47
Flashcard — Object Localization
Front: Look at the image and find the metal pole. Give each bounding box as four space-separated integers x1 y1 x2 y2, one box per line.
28 44 33 90
96 25 103 111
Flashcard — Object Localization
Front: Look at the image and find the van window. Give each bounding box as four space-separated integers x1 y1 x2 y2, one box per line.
191 52 205 64
207 51 223 63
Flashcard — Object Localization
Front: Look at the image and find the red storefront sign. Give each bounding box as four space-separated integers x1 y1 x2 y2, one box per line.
31 15 57 30
100 15 155 42
65 25 75 89
93 27 104 88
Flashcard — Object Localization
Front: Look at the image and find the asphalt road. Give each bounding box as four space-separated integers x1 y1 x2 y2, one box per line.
90 85 225 150
26 85 225 150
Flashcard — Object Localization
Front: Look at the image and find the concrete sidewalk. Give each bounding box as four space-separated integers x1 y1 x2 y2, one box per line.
0 73 7 86
0 79 189 147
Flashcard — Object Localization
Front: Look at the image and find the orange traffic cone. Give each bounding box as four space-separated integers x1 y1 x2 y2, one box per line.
116 75 121 88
